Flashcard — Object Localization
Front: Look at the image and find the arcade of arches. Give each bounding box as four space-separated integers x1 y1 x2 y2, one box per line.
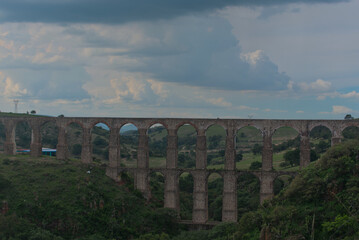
0 116 357 224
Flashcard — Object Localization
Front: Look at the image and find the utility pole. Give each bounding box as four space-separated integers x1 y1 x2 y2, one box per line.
13 99 19 113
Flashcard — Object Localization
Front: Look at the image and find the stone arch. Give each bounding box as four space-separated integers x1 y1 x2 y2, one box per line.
146 120 169 132
91 122 110 163
207 172 223 221
271 126 300 170
175 121 199 135
205 122 227 132
119 123 139 168
177 123 197 169
65 119 85 129
235 126 263 170
89 120 112 131
206 124 226 168
237 171 260 219
179 171 194 220
149 171 165 208
148 123 168 168
15 120 31 154
66 122 83 159
308 122 333 134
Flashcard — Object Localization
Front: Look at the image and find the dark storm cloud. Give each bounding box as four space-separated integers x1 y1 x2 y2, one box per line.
0 0 348 24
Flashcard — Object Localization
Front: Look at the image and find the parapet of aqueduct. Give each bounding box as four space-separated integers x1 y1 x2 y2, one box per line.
1 116 357 224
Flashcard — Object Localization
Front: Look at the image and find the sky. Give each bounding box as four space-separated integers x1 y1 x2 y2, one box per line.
0 0 358 119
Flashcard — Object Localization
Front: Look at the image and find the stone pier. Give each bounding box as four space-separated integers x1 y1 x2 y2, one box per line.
1 116 357 225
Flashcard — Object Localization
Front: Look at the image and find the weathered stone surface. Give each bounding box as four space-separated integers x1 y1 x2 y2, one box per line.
1 116 356 224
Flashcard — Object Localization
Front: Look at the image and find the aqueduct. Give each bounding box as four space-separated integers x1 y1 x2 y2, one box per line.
0 116 357 224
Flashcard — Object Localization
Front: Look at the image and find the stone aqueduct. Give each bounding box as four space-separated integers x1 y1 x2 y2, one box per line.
1 116 358 224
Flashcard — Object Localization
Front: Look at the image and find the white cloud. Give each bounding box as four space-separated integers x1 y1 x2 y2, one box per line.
147 79 168 98
238 105 259 111
0 72 27 98
296 110 304 113
202 97 232 107
340 91 359 98
297 78 332 92
320 105 353 115
240 49 263 66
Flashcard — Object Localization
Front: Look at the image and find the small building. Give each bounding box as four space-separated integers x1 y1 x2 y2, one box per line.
16 148 57 156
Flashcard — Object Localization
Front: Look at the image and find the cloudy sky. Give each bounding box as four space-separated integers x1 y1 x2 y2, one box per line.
0 0 358 119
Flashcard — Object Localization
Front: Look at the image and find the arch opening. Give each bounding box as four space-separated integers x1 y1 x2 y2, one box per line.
15 121 31 154
208 172 223 221
206 124 226 169
0 122 5 152
236 126 262 170
310 125 332 161
41 121 58 157
148 124 167 168
91 123 109 164
342 126 359 141
272 126 299 170
179 172 194 220
237 172 260 219
119 123 138 168
273 174 294 196
149 171 165 208
118 171 135 191
66 122 83 159
177 124 196 169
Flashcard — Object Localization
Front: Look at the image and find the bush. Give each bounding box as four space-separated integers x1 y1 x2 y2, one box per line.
283 149 300 166
249 161 262 170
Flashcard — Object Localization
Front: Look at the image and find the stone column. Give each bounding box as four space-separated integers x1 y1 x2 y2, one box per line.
30 123 42 157
56 125 67 160
106 127 120 181
166 128 178 169
81 127 92 164
300 132 311 168
260 172 275 204
192 171 208 223
222 127 237 222
331 137 341 146
164 170 179 211
196 129 207 169
135 128 150 198
331 129 342 146
4 120 16 155
164 128 179 211
225 127 236 170
262 131 273 171
222 172 237 222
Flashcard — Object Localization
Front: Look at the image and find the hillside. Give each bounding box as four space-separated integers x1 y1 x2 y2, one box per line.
175 140 359 240
0 154 179 239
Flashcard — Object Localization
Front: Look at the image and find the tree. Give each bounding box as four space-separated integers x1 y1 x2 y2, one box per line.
283 149 300 166
236 152 243 162
30 110 36 114
252 144 262 155
344 114 354 120
249 161 262 170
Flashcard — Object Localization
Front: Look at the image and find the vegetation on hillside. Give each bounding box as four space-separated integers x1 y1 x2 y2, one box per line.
175 140 359 239
0 155 179 239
